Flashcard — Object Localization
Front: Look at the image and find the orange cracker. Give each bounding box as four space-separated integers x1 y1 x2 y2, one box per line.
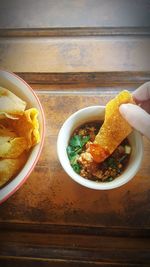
90 90 135 163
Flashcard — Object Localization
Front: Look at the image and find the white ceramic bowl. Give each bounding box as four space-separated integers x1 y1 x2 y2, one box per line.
0 70 45 203
57 106 144 190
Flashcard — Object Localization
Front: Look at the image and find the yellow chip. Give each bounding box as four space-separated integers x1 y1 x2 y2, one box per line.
90 90 135 162
0 136 27 158
0 125 27 158
12 108 40 149
0 152 28 187
0 86 26 119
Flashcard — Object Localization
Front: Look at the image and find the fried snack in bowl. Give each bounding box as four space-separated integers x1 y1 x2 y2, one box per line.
0 153 28 188
0 70 45 203
90 91 135 163
11 108 40 149
57 105 143 190
0 86 26 119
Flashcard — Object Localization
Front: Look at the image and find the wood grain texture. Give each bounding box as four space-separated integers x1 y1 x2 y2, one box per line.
16 71 150 86
0 79 150 265
1 27 150 37
0 1 150 265
0 92 149 229
0 36 150 72
0 231 150 265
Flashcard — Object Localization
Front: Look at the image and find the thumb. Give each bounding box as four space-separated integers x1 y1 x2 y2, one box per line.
119 103 150 140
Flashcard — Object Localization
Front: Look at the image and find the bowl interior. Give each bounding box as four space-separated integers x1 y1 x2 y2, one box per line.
57 106 143 190
0 70 45 203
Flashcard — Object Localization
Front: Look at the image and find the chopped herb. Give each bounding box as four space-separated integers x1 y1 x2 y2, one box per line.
70 135 83 147
67 145 76 158
72 163 81 174
69 134 90 148
70 154 78 165
67 134 90 174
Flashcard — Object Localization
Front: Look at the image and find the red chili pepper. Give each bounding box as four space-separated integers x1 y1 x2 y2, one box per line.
90 143 110 163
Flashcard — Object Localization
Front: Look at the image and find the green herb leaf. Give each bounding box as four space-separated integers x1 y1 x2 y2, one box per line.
69 135 90 148
70 135 82 147
67 134 90 175
74 147 82 154
67 146 76 159
70 154 78 165
72 163 81 174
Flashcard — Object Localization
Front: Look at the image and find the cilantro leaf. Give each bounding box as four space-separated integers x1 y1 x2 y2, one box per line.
70 135 82 147
72 163 81 174
67 134 90 175
69 135 90 148
70 154 78 165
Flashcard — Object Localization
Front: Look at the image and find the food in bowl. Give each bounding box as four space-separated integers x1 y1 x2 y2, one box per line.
66 90 135 183
0 86 40 187
57 104 143 190
67 120 131 182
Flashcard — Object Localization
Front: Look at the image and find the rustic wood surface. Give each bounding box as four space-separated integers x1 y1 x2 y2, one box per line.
0 36 150 72
0 1 150 265
0 1 149 73
0 74 150 266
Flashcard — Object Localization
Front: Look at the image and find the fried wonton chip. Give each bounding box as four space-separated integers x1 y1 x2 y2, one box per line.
90 90 135 163
0 87 26 119
0 87 41 187
0 124 27 158
11 108 40 149
0 153 28 187
0 136 27 159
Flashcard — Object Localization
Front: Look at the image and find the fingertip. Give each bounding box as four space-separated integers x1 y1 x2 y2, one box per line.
119 104 129 116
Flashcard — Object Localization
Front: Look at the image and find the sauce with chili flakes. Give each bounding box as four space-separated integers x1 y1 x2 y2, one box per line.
67 121 131 182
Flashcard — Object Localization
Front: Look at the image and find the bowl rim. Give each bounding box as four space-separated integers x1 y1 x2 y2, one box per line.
57 105 144 190
0 69 46 204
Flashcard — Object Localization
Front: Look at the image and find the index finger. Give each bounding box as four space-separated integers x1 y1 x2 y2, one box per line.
133 82 150 101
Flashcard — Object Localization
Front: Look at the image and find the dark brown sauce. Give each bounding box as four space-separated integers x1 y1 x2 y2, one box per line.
68 121 131 182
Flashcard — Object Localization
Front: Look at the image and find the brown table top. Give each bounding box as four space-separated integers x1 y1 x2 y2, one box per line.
0 72 150 266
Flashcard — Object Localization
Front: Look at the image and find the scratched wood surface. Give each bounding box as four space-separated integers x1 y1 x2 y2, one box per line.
0 36 150 72
0 75 150 266
0 84 150 228
0 1 150 265
0 1 149 73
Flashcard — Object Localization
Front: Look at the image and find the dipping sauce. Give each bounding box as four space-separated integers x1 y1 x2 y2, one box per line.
67 121 131 182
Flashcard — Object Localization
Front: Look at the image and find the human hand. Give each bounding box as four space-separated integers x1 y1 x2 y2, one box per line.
119 82 150 139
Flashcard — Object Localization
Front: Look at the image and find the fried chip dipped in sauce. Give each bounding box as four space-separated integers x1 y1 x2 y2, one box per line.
0 88 40 187
90 90 135 163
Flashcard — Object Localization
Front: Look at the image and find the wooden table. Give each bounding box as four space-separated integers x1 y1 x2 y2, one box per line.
0 72 150 266
0 1 150 266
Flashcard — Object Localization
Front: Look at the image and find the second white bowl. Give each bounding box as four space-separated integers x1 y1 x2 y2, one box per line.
57 106 143 190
